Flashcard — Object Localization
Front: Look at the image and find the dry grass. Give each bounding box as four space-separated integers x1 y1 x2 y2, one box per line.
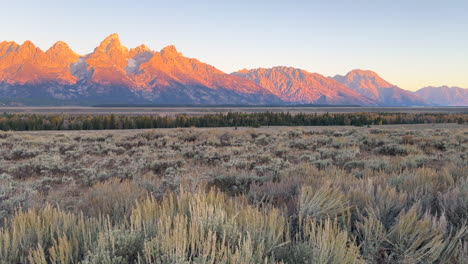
0 124 466 263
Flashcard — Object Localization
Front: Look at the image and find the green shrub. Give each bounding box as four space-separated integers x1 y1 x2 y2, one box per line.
376 144 409 156
147 159 184 174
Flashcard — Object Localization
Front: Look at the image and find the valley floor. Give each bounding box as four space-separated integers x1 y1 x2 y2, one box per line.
0 124 467 263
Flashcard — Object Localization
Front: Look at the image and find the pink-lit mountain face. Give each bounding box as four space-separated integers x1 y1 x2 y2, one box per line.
332 70 429 106
232 67 377 105
0 40 79 85
415 86 468 106
0 34 462 106
0 34 280 105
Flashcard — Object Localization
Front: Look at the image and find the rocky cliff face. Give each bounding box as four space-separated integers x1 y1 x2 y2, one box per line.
232 67 377 105
0 40 79 85
2 34 458 106
0 34 280 105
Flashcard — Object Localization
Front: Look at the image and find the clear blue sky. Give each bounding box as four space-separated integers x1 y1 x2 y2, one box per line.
2 0 467 90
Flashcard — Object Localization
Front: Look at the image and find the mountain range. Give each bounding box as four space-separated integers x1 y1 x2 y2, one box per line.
332 70 428 106
232 67 377 105
415 86 468 106
0 34 466 106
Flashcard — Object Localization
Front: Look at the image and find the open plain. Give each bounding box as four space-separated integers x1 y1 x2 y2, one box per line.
0 123 467 263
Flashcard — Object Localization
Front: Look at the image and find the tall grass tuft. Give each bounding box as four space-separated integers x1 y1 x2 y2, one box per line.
298 185 349 222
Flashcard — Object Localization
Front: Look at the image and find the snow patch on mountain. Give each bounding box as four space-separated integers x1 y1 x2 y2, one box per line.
70 58 92 80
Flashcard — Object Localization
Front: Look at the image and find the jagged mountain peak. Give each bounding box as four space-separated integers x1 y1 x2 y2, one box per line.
0 41 19 57
339 69 393 88
0 41 19 46
47 41 77 55
126 45 154 74
21 40 36 47
45 41 80 68
333 70 428 106
347 69 379 76
86 33 130 71
236 66 309 78
236 68 250 74
102 33 121 44
130 44 152 57
269 66 310 76
0 39 82 85
18 40 42 54
0 34 445 106
160 45 181 57
48 40 71 50
272 66 301 71
95 33 128 54
232 67 377 105
244 66 298 71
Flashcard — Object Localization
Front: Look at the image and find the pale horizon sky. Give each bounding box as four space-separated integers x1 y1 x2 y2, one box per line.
1 0 467 91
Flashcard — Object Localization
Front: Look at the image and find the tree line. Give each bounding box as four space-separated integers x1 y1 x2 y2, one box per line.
0 112 465 131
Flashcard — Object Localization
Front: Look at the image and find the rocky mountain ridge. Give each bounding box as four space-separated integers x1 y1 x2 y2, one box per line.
0 34 465 106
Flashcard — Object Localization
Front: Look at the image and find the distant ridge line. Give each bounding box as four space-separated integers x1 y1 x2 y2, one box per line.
0 34 465 106
92 104 364 108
